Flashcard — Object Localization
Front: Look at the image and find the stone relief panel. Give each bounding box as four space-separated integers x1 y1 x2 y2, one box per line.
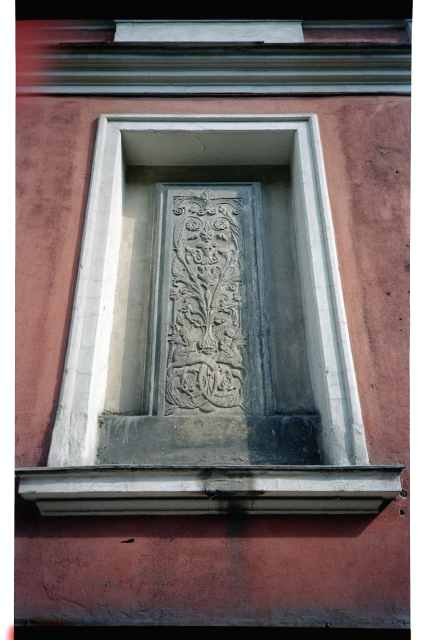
148 183 273 417
166 190 246 414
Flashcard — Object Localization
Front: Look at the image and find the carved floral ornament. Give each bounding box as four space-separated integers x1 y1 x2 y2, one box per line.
172 188 244 217
166 190 247 414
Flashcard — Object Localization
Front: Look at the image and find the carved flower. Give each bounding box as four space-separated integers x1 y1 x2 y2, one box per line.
170 288 182 300
212 217 229 231
200 224 215 242
186 217 202 231
170 286 188 300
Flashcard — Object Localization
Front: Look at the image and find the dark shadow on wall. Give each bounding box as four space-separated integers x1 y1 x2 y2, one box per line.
15 491 382 541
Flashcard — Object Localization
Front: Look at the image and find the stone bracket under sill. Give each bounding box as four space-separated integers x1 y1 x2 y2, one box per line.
16 464 405 516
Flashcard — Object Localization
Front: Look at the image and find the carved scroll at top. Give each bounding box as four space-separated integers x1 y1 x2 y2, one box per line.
173 189 244 218
166 190 247 414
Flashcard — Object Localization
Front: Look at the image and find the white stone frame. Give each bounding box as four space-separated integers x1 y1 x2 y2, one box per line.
17 114 404 515
114 20 304 44
47 113 369 467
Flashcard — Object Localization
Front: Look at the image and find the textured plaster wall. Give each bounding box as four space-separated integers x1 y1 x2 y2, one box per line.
302 28 410 43
15 96 410 627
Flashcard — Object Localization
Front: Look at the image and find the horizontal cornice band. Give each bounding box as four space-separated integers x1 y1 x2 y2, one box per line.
17 43 411 95
17 464 405 516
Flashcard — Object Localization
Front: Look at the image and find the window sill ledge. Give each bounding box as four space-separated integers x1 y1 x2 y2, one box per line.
16 464 404 516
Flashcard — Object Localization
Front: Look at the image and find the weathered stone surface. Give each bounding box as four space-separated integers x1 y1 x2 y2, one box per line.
147 183 273 418
102 174 320 465
97 414 322 465
104 166 315 417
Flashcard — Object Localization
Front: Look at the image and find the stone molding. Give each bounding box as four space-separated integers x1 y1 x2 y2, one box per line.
16 465 404 516
16 43 411 95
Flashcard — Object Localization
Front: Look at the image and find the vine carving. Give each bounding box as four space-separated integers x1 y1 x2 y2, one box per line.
166 190 247 414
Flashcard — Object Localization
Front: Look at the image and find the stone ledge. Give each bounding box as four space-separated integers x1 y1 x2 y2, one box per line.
16 464 404 516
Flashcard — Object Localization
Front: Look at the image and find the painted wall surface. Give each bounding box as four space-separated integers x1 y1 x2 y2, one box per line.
302 27 409 42
15 96 410 627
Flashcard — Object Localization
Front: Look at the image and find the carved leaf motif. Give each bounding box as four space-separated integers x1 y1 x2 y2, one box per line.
172 256 184 278
174 220 186 250
189 317 203 328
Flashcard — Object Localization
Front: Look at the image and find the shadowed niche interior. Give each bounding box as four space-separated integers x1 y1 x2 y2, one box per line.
98 165 322 466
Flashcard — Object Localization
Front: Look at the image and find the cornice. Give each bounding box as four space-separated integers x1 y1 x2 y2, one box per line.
17 464 405 516
17 42 411 95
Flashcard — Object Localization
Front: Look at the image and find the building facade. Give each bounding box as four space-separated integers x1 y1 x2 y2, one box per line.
16 19 410 627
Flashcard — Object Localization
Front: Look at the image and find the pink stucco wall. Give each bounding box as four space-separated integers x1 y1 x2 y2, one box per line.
15 96 410 627
302 28 410 43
